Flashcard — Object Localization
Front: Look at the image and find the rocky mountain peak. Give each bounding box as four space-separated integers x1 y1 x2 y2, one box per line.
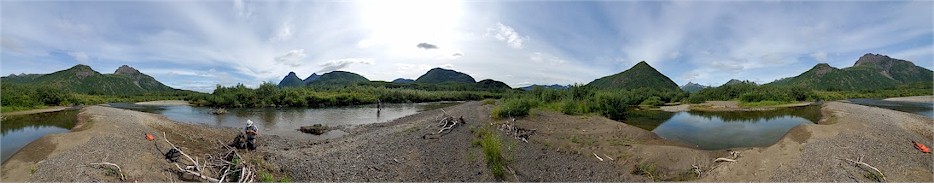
114 65 142 75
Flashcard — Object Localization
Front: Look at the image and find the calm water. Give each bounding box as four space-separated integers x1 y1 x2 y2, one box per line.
625 105 821 150
1 102 459 164
107 102 462 138
1 110 78 164
845 98 933 118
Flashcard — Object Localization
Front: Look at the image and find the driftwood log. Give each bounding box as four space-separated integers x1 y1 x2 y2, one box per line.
298 124 330 135
498 118 537 143
422 109 466 139
839 156 886 182
161 132 256 183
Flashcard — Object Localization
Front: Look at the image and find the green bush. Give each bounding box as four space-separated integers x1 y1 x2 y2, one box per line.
640 96 664 106
491 98 534 119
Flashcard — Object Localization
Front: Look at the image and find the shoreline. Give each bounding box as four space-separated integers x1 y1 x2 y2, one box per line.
883 95 934 103
134 100 190 106
1 106 78 116
2 100 930 182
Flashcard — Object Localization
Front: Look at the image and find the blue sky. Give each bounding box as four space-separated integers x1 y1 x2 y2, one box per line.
2 1 932 92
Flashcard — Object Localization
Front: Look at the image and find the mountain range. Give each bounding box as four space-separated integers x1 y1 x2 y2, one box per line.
680 82 708 93
767 53 933 90
6 53 926 97
276 67 511 90
2 64 177 95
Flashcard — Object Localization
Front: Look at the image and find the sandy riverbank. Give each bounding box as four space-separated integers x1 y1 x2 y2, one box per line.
2 101 930 182
0 106 238 182
1 106 76 116
701 101 932 182
134 100 190 106
884 95 934 103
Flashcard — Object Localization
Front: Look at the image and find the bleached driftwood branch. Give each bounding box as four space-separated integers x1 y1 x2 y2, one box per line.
85 162 126 181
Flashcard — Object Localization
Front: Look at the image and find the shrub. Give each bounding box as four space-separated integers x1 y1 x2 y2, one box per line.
491 98 534 119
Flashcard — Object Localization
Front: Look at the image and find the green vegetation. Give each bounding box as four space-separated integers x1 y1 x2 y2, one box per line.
190 82 509 108
769 54 933 91
276 72 304 87
1 82 195 112
259 172 292 183
0 64 196 112
491 84 687 121
633 162 659 181
586 61 680 91
3 65 177 95
415 68 476 84
475 126 506 179
307 71 370 86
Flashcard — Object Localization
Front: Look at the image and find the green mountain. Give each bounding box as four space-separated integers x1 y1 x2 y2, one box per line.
303 73 321 85
307 71 370 86
586 61 680 91
475 79 511 90
680 82 708 93
277 72 304 87
767 53 933 90
391 78 415 83
1 64 176 95
415 68 476 84
723 79 756 86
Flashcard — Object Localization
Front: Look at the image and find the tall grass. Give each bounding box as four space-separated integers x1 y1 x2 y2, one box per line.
473 127 506 179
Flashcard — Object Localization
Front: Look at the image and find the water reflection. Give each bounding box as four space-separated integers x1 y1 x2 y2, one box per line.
109 102 462 135
624 105 820 150
1 110 78 163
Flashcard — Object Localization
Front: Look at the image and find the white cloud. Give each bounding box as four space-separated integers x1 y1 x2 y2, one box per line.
67 51 91 63
488 23 527 49
530 52 566 65
318 58 373 73
274 49 307 67
270 21 294 42
811 51 829 63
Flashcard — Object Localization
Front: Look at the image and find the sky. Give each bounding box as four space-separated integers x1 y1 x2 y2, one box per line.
2 1 932 92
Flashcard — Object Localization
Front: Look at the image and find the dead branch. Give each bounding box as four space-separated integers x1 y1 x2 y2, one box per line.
86 162 126 181
714 158 737 162
497 118 537 143
423 115 465 139
839 156 885 182
593 153 604 161
174 163 220 182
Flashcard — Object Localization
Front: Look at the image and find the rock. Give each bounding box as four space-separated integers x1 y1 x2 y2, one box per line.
299 124 330 135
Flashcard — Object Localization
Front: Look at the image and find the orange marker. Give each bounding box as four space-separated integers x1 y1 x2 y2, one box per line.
913 141 930 154
146 133 155 141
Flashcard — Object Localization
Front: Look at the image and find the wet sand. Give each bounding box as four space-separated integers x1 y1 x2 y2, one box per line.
1 106 75 116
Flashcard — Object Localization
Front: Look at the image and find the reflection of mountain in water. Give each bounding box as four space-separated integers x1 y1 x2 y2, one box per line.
1 110 78 135
624 105 821 131
686 105 822 123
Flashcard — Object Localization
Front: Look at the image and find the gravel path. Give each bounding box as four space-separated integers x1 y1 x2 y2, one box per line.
262 101 637 182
